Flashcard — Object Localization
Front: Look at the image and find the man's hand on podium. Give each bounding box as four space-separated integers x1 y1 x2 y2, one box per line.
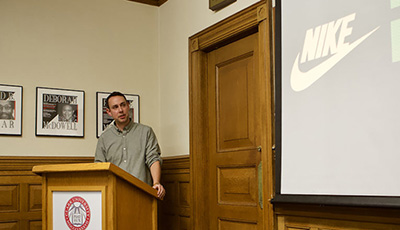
153 183 166 199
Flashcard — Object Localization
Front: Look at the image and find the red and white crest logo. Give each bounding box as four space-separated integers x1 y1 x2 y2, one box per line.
64 196 91 230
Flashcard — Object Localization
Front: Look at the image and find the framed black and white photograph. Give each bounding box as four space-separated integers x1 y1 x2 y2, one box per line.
36 87 84 137
96 92 140 138
0 84 23 136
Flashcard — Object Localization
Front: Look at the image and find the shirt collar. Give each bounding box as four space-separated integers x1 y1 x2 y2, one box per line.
111 119 134 133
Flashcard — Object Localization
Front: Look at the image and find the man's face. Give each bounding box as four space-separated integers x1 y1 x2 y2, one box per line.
106 96 130 125
0 100 14 120
62 105 73 120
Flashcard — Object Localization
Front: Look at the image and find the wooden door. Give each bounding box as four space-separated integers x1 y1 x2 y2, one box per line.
189 2 274 230
207 32 263 230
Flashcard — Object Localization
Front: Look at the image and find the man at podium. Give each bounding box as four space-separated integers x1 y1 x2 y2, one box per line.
95 91 165 199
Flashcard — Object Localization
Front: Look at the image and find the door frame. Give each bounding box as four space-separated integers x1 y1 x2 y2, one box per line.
189 1 274 229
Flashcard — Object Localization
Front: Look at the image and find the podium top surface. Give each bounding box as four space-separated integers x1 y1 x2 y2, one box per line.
32 162 159 199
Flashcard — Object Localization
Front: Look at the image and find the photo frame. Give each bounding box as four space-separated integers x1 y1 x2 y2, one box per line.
0 84 23 136
36 87 84 137
96 92 140 138
209 0 236 11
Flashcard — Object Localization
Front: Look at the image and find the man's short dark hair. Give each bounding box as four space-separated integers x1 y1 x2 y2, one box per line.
105 91 127 109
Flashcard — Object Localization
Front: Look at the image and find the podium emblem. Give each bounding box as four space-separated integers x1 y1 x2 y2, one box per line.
64 196 91 230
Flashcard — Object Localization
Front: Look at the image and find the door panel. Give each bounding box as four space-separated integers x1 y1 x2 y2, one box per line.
208 32 263 229
219 219 258 230
217 52 255 151
218 166 258 206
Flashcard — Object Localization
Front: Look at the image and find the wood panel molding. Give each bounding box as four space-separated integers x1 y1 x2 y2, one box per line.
0 156 94 173
275 203 400 230
161 155 190 171
1 155 189 229
257 4 267 22
0 156 94 229
159 155 190 230
190 1 263 51
189 38 199 53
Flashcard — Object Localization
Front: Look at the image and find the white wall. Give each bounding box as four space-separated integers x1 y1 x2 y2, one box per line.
158 0 261 156
0 0 262 157
0 0 159 156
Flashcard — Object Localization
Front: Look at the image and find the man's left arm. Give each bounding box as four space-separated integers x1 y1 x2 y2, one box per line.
145 127 165 199
150 161 165 199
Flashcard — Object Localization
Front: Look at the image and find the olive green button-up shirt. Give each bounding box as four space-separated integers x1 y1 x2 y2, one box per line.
94 120 162 186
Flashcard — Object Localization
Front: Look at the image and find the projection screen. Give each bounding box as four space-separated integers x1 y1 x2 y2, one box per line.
275 0 400 204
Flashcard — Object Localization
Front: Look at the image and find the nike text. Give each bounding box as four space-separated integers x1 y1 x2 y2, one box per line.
301 13 356 63
290 13 379 92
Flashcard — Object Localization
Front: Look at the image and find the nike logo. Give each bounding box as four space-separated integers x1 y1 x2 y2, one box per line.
290 13 380 92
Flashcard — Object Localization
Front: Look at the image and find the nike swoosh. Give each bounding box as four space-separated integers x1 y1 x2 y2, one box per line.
290 26 380 92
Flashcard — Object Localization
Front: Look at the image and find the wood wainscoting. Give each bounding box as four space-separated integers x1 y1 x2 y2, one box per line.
0 156 93 230
158 155 190 230
275 203 400 230
0 155 188 230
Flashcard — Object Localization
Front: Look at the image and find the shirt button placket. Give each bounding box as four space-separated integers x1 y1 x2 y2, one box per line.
122 131 127 163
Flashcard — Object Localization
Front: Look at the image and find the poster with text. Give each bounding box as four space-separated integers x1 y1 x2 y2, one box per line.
0 84 22 136
36 87 84 137
96 92 139 138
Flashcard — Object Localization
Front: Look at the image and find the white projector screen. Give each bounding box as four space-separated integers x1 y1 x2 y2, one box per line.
275 0 400 204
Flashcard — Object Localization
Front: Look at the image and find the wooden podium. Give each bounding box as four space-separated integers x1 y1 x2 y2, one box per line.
32 162 160 230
